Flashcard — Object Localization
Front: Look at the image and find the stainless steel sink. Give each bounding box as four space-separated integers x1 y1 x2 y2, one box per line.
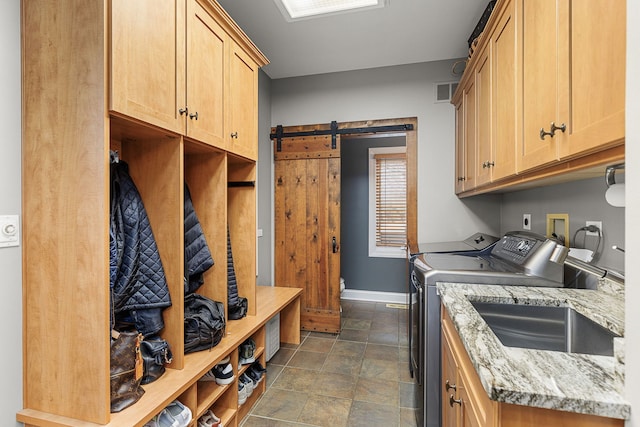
470 301 619 356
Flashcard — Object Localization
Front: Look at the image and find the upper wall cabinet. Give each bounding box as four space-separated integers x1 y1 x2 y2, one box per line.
453 0 625 196
111 0 266 159
227 41 260 160
452 0 517 194
520 0 625 172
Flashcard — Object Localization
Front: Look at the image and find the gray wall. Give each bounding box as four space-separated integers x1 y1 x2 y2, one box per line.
341 136 406 293
256 70 273 285
500 177 625 273
0 0 23 425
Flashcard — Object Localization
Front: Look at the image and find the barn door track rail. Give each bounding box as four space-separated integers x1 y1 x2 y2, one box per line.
271 121 414 152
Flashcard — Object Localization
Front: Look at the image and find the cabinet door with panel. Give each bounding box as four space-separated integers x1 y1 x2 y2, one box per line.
186 0 227 148
110 0 186 135
475 44 492 187
454 99 467 194
463 79 477 191
227 40 260 160
557 0 625 159
490 0 517 181
519 0 560 171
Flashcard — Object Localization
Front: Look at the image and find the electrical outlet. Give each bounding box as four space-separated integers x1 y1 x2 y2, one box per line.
586 221 602 237
523 214 531 230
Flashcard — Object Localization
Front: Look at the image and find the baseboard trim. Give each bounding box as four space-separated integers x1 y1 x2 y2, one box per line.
341 289 407 304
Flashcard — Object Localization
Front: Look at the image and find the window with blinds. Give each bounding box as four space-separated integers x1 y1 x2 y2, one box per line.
368 147 407 258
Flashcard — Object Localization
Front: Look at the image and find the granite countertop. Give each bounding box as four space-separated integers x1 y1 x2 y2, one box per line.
437 281 630 420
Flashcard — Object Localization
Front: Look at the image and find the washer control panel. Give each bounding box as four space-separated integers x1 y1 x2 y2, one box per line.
491 231 547 265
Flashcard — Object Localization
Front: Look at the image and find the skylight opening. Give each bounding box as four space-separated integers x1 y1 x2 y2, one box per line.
274 0 386 21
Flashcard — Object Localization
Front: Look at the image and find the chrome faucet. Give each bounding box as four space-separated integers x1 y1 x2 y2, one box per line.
564 255 625 286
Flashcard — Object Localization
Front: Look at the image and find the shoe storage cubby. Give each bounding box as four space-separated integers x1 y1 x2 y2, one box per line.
18 1 303 426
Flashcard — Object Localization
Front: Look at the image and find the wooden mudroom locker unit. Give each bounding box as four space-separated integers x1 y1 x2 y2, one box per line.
18 1 301 426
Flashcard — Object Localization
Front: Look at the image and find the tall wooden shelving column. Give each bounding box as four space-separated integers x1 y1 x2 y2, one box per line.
19 0 270 426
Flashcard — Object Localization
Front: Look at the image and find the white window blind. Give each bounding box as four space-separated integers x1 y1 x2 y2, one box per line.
374 152 407 248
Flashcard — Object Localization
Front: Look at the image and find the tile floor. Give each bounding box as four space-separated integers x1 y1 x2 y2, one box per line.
241 299 418 427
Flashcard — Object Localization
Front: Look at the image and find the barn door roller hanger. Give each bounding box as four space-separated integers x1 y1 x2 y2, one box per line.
271 121 414 152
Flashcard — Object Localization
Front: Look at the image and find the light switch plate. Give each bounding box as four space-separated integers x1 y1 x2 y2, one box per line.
0 215 20 248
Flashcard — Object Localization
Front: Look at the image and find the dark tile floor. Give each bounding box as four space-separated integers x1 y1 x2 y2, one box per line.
241 300 418 427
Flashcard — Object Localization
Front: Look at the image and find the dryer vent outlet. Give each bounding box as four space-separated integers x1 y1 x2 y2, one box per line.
523 214 531 230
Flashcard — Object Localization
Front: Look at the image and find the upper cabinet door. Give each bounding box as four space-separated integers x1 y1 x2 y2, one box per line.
475 45 492 188
110 0 186 134
491 0 517 181
519 0 560 172
185 0 227 148
557 0 625 159
227 41 259 160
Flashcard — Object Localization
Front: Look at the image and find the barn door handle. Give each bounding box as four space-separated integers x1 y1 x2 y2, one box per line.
332 237 338 253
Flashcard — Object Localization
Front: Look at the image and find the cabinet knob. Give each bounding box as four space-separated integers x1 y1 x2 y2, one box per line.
449 394 462 407
457 177 466 182
445 380 457 392
179 107 188 116
189 111 198 120
230 132 238 139
539 122 566 140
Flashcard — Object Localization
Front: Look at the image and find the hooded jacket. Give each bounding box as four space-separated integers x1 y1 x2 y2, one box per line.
110 158 171 336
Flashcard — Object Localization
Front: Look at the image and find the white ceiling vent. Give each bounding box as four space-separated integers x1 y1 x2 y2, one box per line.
434 82 459 103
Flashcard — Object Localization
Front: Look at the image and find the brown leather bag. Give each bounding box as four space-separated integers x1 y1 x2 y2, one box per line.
110 330 144 413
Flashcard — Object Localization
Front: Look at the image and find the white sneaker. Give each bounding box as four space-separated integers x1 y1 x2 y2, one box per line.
238 381 248 405
163 400 192 427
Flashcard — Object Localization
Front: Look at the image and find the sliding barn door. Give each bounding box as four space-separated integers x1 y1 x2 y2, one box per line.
273 133 341 333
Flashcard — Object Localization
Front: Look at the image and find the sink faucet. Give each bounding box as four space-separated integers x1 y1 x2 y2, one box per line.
564 255 625 286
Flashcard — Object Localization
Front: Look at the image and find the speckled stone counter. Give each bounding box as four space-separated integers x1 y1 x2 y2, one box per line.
437 281 630 419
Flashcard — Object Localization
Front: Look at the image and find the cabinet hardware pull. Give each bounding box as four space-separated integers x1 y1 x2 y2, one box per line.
482 161 487 168
539 122 566 140
449 394 462 407
179 107 188 116
230 132 238 139
445 380 457 392
332 236 338 253
457 177 466 182
189 112 198 120
487 161 494 168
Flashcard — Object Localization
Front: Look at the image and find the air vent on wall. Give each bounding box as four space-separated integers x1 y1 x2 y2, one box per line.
434 82 459 103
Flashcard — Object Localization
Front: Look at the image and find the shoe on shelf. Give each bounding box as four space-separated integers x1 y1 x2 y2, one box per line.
240 373 256 397
200 362 235 385
246 366 264 384
248 361 266 383
198 409 222 427
238 381 248 405
143 416 160 427
163 400 192 427
239 338 256 365
156 410 180 427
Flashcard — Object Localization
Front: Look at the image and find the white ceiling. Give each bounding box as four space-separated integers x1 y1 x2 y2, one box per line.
217 0 490 79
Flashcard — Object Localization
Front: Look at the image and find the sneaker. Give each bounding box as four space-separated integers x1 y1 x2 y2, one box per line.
251 361 267 378
163 400 192 427
246 365 264 384
200 362 235 385
238 381 248 405
198 409 222 427
156 410 180 427
240 373 256 397
239 338 256 365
